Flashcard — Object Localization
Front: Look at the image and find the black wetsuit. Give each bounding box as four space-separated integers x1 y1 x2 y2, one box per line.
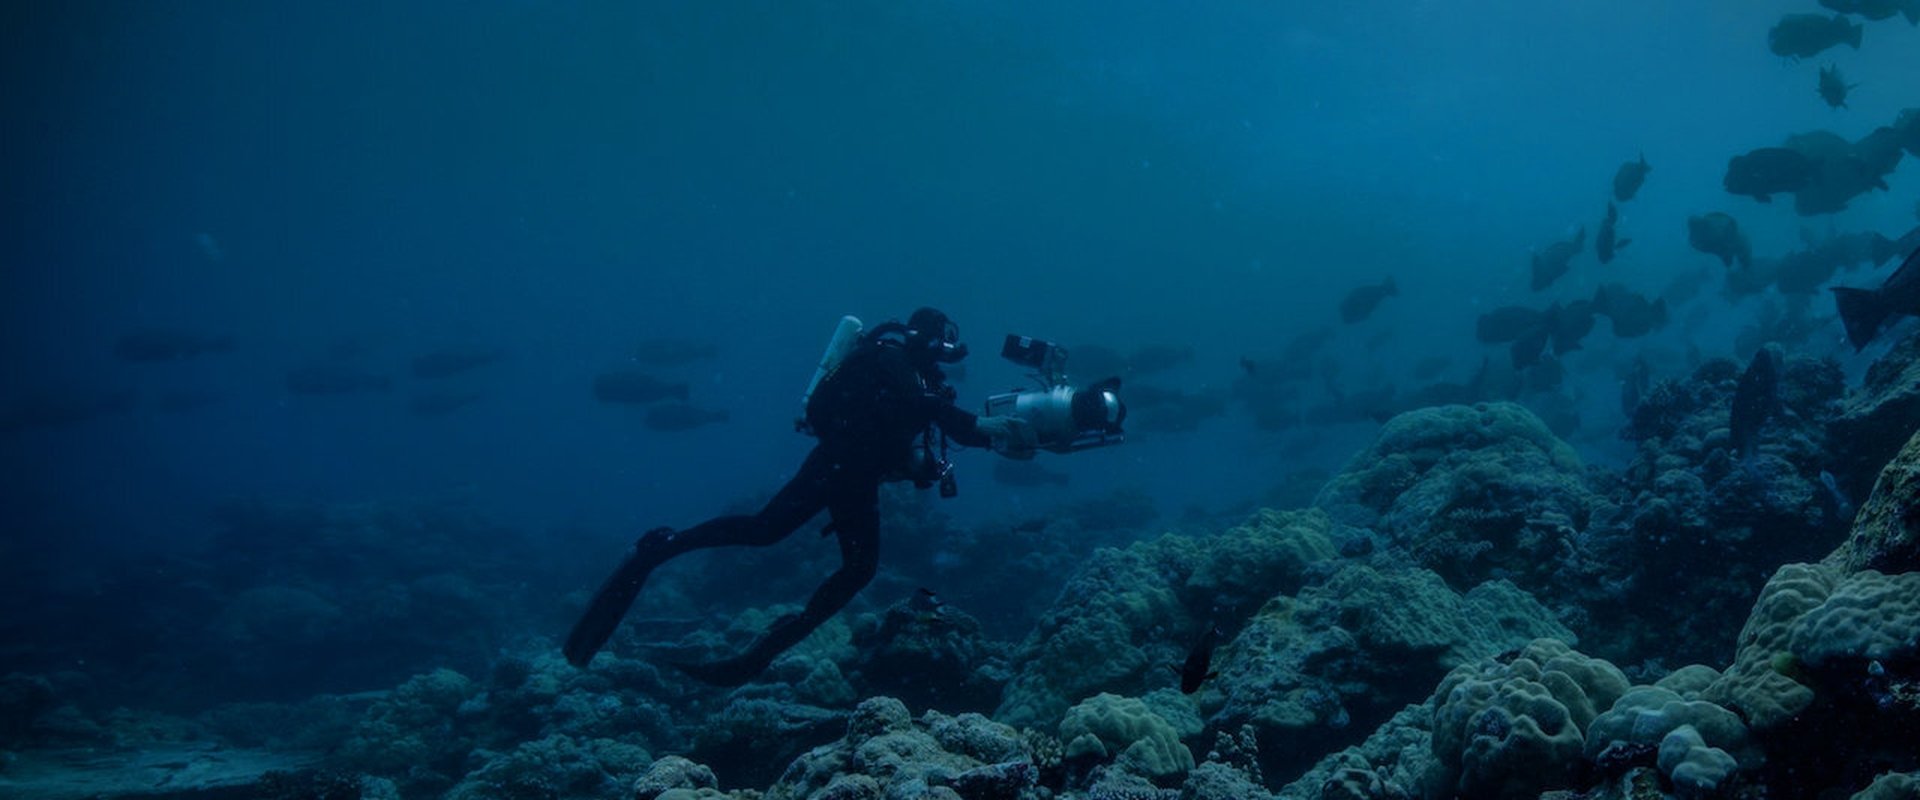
564 337 987 685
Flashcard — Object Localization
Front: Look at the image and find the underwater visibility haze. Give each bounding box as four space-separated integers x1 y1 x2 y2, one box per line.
4 2 1920 798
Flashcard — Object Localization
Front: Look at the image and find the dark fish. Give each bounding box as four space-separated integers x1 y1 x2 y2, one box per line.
410 347 504 379
1122 385 1228 433
1729 345 1781 458
1819 470 1856 523
908 587 945 615
1687 213 1752 269
1339 277 1398 323
1820 0 1920 23
409 391 484 417
0 388 135 433
1818 63 1856 109
1171 624 1222 694
1125 344 1196 375
1768 13 1863 60
1612 153 1651 202
1591 284 1669 338
113 329 233 362
1724 147 1816 203
992 458 1071 488
592 369 689 405
1619 357 1652 416
1412 356 1452 381
1477 306 1548 344
286 364 392 395
1596 203 1631 264
631 338 719 366
1773 231 1889 295
1530 228 1586 291
643 403 729 431
1549 300 1598 356
1831 243 1920 350
154 391 220 414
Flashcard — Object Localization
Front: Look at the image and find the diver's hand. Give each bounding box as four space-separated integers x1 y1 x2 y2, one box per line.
975 415 1038 460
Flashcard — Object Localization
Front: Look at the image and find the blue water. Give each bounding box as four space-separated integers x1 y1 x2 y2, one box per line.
3 0 1918 719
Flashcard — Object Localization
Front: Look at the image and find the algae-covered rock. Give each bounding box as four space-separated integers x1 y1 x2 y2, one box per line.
1832 428 1920 574
1426 639 1628 800
1830 330 1920 502
1853 770 1920 800
1059 693 1194 781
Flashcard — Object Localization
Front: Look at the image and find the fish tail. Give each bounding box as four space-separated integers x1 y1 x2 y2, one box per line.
1831 286 1888 351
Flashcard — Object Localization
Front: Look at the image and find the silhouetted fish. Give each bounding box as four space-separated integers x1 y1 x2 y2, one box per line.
1612 153 1651 202
1724 148 1816 203
1818 63 1856 109
1596 202 1631 264
1768 13 1863 60
1688 213 1752 269
1730 345 1781 458
1171 623 1221 694
1531 228 1586 291
1820 0 1920 24
1832 242 1920 350
632 338 719 366
113 329 233 363
286 364 391 395
411 347 504 379
644 403 729 431
592 369 689 405
1339 277 1398 323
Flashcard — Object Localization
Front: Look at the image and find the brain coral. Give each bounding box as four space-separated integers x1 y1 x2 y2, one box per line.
1789 570 1920 668
1059 692 1194 781
1702 563 1841 733
1426 638 1628 800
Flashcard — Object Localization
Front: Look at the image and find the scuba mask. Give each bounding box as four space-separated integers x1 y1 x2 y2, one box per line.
907 308 968 364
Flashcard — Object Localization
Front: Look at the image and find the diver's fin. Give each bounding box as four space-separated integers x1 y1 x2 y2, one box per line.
564 527 675 667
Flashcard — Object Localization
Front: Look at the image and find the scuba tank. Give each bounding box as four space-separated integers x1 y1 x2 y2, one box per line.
796 315 864 435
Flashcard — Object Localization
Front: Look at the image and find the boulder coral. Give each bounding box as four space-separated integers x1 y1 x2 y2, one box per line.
1425 638 1629 800
1314 402 1599 594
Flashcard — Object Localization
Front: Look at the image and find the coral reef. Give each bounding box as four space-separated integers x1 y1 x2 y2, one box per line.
764 696 1042 800
995 509 1337 730
1425 638 1629 800
1206 565 1568 779
1832 428 1920 574
1830 330 1920 502
1314 402 1599 595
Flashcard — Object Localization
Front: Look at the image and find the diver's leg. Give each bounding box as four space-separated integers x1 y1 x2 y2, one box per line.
674 481 881 686
563 450 835 667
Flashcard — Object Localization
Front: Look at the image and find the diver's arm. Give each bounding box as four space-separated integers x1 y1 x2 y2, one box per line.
936 403 991 448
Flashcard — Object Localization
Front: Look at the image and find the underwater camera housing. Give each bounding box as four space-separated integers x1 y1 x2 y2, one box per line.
984 335 1126 454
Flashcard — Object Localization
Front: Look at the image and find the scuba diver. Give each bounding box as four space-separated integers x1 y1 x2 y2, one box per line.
564 307 1042 686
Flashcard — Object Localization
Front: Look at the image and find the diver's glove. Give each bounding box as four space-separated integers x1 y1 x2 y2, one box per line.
975 415 1038 460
